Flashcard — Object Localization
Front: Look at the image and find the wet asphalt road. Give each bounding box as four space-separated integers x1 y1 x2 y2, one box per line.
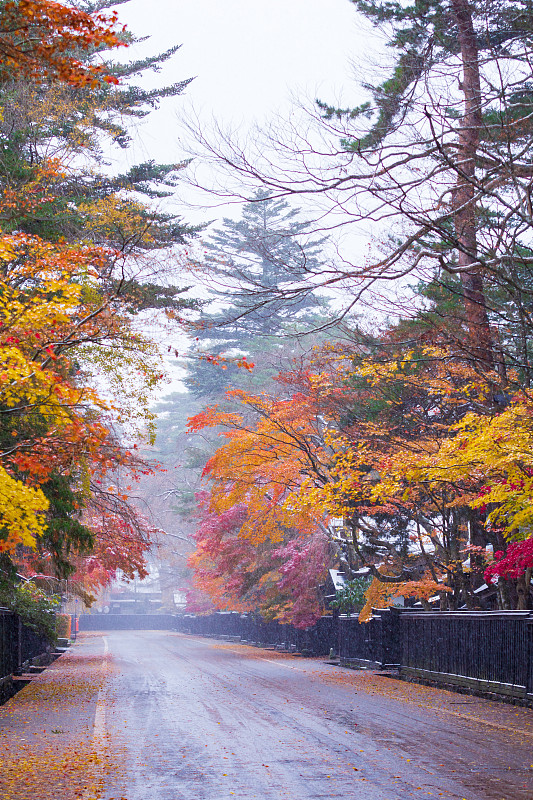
94 631 533 800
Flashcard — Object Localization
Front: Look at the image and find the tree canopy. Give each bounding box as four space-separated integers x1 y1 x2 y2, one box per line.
0 0 198 605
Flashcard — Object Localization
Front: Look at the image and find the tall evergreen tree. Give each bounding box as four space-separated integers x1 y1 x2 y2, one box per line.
0 0 200 313
191 0 533 383
319 0 533 370
186 191 328 397
0 0 197 242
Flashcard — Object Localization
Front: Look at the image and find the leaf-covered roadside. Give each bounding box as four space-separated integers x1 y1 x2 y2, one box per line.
0 638 109 800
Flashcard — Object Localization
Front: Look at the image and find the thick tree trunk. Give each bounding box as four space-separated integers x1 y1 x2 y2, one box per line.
516 568 532 610
498 577 513 609
450 0 493 370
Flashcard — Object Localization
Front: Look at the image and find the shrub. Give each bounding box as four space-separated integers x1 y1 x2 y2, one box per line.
2 582 60 642
55 613 71 639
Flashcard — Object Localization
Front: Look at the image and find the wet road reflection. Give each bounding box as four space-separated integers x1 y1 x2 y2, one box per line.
95 631 533 800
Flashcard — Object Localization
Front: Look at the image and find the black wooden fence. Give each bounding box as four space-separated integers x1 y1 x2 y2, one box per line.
400 610 533 702
338 608 402 669
0 609 17 683
178 609 533 702
19 620 53 669
0 608 53 686
175 612 335 656
79 611 335 656
78 607 533 703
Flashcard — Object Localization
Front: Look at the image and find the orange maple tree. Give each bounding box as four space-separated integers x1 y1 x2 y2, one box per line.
186 380 343 625
0 0 126 86
0 224 160 583
0 0 195 604
186 344 506 618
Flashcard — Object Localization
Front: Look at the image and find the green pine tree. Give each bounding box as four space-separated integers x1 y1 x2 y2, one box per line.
187 191 329 398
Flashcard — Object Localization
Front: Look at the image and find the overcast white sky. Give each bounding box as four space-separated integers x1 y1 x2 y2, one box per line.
105 0 381 394
108 0 374 223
